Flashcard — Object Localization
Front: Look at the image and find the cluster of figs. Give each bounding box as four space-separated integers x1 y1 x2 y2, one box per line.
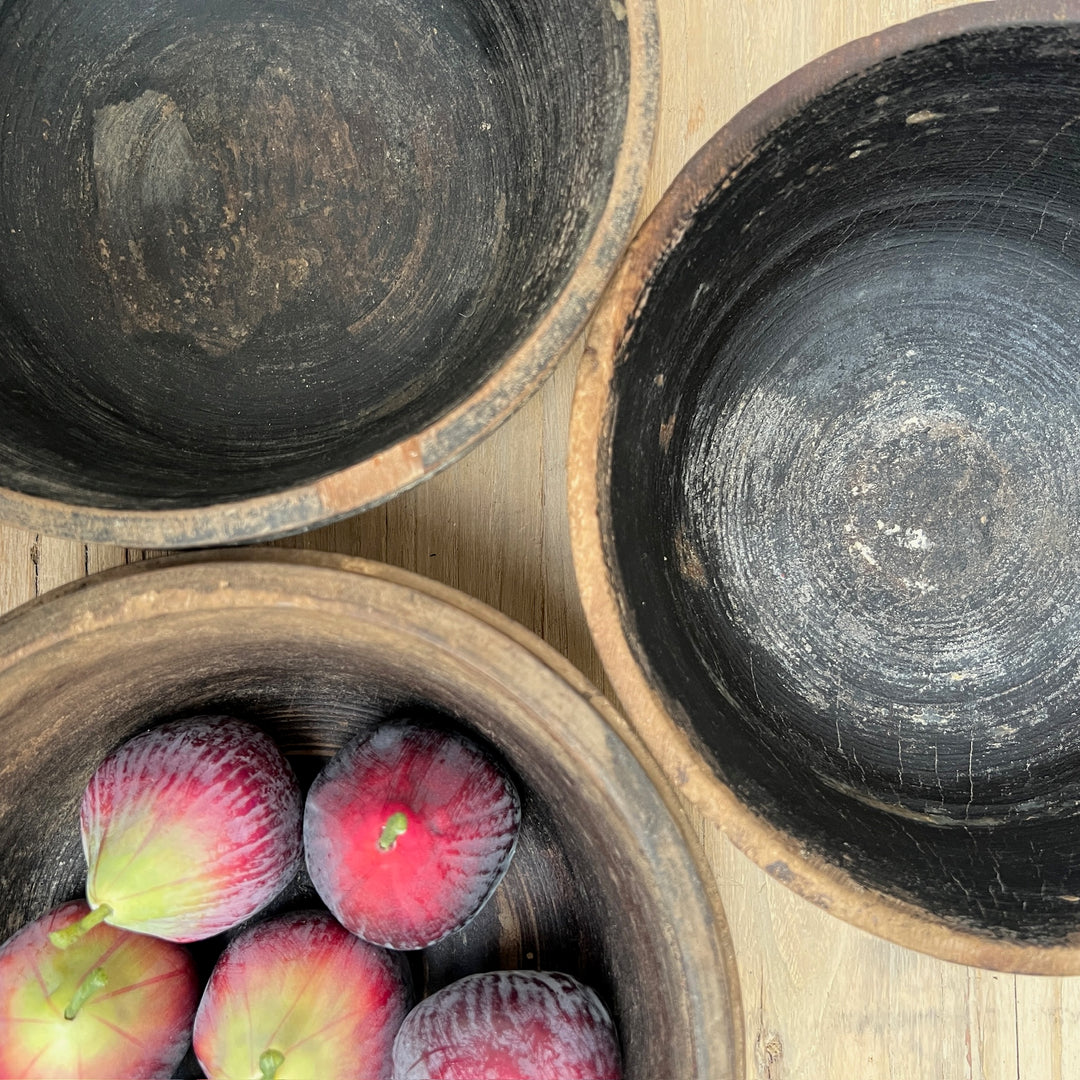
0 715 622 1079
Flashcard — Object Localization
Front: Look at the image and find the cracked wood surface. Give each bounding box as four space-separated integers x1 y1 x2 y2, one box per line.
1 0 1078 1076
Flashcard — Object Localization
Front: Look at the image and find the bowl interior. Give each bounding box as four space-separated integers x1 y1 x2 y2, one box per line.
605 18 1080 945
0 0 629 509
0 555 738 1079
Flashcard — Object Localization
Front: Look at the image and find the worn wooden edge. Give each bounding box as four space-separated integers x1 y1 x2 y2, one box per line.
0 546 744 1078
568 0 1080 975
0 0 660 549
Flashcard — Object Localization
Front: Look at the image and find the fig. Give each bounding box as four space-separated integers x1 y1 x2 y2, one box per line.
192 909 410 1080
391 970 622 1080
0 899 198 1079
57 715 302 945
304 721 520 949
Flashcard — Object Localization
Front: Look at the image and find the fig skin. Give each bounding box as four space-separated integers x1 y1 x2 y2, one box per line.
0 899 198 1079
304 721 521 950
391 970 622 1080
79 715 303 942
192 909 411 1080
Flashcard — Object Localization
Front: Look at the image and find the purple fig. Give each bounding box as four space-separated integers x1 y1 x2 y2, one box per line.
57 716 302 945
192 909 410 1080
392 970 622 1080
0 899 198 1079
304 721 520 949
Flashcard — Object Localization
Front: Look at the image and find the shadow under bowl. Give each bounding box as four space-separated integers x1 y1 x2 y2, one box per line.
0 0 656 546
571 0 1080 972
0 550 742 1078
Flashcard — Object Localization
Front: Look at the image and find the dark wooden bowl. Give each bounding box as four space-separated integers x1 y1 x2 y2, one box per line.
0 0 657 547
0 549 742 1078
570 0 1080 973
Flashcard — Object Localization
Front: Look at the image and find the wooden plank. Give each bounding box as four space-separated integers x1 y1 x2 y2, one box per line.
0 524 37 613
645 2 1035 1078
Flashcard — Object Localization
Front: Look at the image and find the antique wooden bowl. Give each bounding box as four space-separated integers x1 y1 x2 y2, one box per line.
0 0 657 547
0 550 742 1078
570 0 1080 972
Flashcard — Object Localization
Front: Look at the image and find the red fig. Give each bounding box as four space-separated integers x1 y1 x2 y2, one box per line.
60 716 302 945
304 721 520 949
391 970 622 1080
0 899 198 1079
192 909 410 1080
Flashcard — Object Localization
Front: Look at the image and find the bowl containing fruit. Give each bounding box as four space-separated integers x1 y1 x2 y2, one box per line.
0 0 657 548
0 549 742 1078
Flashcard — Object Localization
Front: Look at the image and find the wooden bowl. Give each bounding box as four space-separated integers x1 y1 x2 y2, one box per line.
570 0 1080 973
0 0 657 547
0 550 742 1078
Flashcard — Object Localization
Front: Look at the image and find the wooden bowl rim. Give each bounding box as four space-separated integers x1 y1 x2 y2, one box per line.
0 0 660 548
0 546 744 1078
568 0 1080 974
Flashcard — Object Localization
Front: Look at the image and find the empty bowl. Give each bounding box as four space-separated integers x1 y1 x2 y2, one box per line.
570 0 1080 972
0 549 742 1077
0 0 657 546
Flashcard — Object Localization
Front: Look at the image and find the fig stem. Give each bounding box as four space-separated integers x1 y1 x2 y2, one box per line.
377 810 409 851
49 904 114 950
64 967 108 1020
259 1048 286 1080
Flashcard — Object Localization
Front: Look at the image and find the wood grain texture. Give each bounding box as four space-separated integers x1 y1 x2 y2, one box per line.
0 0 1076 1076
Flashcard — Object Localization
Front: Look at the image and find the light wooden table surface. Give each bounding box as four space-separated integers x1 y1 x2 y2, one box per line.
2 0 1078 1076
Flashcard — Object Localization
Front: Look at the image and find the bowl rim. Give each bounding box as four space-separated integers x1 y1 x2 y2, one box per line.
0 0 660 548
0 546 745 1078
568 0 1080 975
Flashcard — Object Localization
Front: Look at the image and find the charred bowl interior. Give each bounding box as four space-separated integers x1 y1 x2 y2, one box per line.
0 0 656 546
572 1 1080 971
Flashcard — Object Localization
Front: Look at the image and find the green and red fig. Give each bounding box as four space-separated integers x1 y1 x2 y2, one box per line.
304 721 521 949
192 909 411 1080
0 899 198 1079
391 970 622 1080
63 715 303 944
